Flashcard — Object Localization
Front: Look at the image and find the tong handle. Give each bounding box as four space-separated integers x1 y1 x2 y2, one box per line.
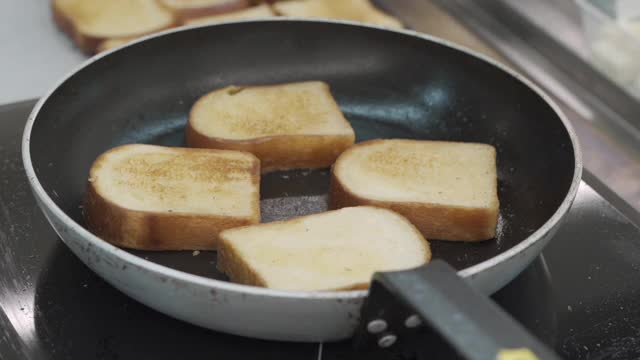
354 260 560 360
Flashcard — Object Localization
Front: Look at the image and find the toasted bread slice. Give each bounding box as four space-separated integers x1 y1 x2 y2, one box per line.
159 0 250 22
183 3 275 25
330 139 499 241
186 81 355 172
96 3 274 52
272 0 403 28
52 0 176 53
83 144 260 250
217 206 431 291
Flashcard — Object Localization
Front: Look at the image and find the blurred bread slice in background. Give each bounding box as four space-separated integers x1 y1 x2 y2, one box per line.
52 0 176 53
158 0 250 22
183 3 275 25
96 36 137 52
53 0 403 53
95 4 275 52
272 0 403 28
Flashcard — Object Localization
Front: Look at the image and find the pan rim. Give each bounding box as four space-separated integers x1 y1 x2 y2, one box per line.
22 18 583 300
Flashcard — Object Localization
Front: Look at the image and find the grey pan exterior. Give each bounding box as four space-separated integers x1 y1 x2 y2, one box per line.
22 19 582 342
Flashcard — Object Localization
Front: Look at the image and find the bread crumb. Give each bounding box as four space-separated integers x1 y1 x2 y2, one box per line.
227 86 245 96
192 250 200 256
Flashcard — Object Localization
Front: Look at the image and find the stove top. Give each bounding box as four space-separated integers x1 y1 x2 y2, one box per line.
2 100 640 359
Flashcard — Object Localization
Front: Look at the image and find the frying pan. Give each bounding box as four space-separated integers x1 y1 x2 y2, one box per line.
22 19 581 349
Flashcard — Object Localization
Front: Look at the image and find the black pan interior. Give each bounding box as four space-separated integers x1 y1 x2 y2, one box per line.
29 21 576 276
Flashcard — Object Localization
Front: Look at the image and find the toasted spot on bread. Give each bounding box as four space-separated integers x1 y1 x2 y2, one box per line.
218 206 431 291
90 144 258 216
331 139 499 241
352 141 497 208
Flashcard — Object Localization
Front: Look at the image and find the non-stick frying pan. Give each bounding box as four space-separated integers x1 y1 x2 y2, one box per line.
22 19 581 354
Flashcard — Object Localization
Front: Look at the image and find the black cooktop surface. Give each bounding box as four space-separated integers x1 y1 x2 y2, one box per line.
2 100 640 359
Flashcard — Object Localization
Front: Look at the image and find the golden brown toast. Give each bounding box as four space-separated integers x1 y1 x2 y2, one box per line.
272 0 403 28
52 0 176 53
158 0 250 22
330 139 500 241
186 81 355 172
217 206 431 291
183 3 275 25
84 144 260 250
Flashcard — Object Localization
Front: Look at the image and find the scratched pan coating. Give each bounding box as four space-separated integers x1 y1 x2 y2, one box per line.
24 20 580 341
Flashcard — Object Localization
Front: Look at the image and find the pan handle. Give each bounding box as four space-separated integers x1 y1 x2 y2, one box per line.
353 260 561 360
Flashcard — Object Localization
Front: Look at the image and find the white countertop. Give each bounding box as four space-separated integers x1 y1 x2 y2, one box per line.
0 0 86 106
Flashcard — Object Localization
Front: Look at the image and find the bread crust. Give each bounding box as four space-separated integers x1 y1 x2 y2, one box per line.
186 83 355 173
186 125 354 172
216 236 269 286
330 140 499 242
83 145 261 250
